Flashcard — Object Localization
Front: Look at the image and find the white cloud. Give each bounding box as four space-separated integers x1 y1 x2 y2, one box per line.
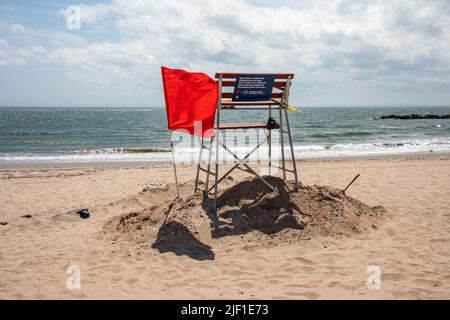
0 38 45 66
0 38 26 66
49 40 154 80
17 46 46 58
4 0 450 105
48 0 450 90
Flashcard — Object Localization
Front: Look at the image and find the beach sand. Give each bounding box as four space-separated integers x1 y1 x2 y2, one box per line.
1 154 449 299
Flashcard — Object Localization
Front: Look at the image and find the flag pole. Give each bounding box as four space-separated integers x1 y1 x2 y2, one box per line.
169 131 180 198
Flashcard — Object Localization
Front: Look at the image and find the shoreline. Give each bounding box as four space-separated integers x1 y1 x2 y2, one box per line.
1 151 449 170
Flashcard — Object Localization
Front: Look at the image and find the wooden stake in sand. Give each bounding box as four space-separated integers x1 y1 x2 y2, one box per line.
343 174 360 194
169 132 180 198
163 199 177 225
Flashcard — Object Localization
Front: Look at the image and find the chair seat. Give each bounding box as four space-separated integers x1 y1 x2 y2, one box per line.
218 122 267 130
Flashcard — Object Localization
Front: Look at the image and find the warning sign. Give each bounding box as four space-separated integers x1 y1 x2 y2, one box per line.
232 75 275 102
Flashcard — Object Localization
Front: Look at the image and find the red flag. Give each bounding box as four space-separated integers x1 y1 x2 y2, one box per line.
161 66 218 137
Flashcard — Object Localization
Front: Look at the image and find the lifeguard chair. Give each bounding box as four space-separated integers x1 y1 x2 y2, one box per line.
194 73 299 214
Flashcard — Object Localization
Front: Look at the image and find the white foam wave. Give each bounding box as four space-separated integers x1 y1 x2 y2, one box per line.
1 138 449 164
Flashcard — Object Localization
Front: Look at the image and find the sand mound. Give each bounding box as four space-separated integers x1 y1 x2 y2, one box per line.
102 176 385 259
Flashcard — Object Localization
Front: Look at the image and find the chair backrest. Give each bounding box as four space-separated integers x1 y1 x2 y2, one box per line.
215 73 294 106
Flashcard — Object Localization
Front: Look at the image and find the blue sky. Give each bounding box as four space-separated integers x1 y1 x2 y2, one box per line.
1 0 450 107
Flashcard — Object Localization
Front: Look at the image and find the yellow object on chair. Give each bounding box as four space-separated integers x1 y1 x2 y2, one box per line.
286 105 301 112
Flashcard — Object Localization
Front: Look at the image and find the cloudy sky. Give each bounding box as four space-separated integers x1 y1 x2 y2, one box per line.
0 0 449 107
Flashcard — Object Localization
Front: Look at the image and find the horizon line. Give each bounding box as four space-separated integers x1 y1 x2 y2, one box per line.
1 105 450 108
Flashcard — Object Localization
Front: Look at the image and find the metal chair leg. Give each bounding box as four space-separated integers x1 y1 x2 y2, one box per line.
213 110 220 215
268 106 272 176
208 137 274 192
283 108 299 191
194 137 204 192
256 129 260 165
279 108 286 180
205 137 214 192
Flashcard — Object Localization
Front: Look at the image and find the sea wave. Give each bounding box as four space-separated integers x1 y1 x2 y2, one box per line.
1 138 449 164
74 147 171 154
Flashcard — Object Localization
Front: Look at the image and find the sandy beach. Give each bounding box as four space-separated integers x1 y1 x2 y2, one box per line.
1 154 449 299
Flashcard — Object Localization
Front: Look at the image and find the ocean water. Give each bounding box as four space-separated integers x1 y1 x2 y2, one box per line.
0 106 449 164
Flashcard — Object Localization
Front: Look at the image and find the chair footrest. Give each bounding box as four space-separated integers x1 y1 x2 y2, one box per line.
199 167 216 175
273 166 296 173
218 123 267 130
